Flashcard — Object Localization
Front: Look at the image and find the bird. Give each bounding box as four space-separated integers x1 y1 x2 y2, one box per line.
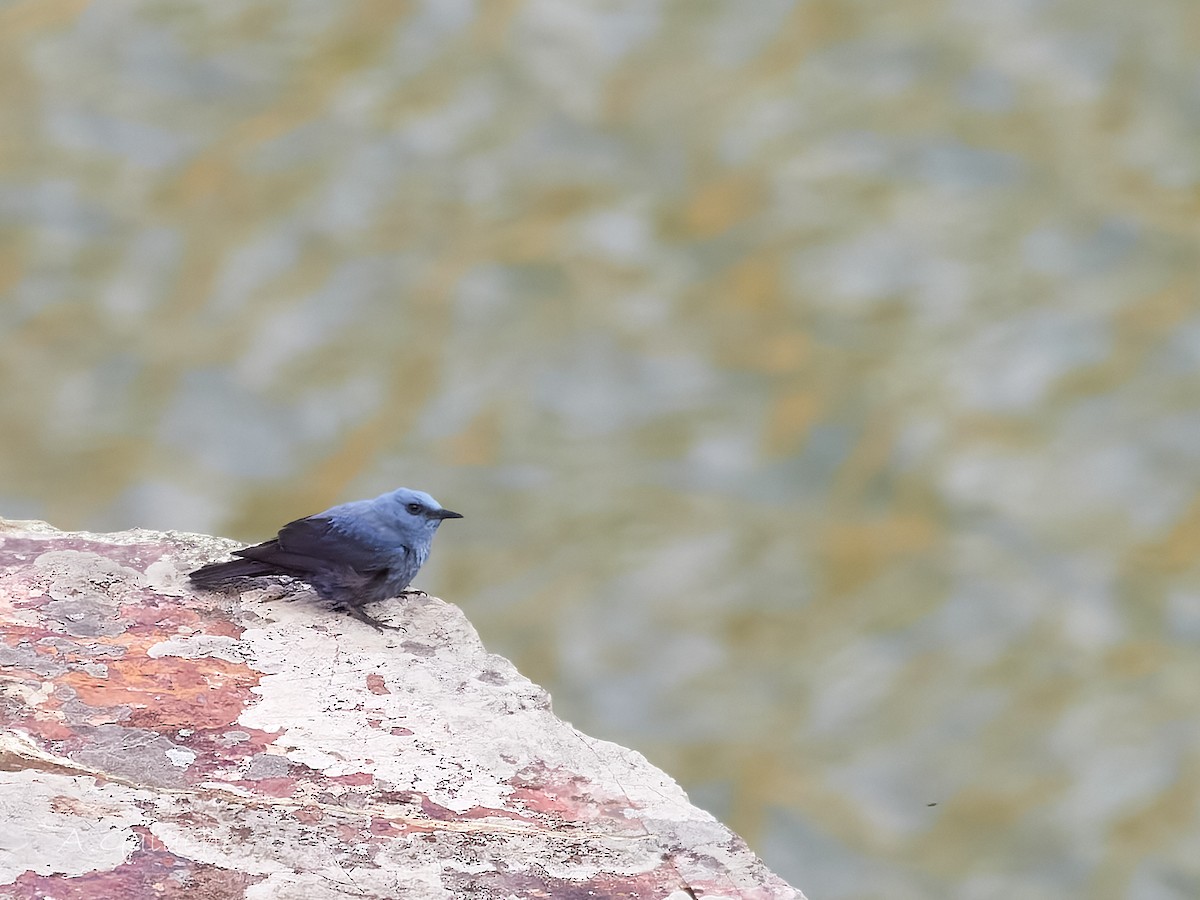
189 487 463 631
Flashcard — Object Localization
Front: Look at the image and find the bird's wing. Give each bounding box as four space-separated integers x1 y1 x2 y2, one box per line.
236 515 403 573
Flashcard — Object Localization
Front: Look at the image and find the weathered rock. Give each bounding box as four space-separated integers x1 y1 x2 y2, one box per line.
0 519 802 899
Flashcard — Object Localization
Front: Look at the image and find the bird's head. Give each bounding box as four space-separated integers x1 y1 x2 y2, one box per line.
386 487 464 534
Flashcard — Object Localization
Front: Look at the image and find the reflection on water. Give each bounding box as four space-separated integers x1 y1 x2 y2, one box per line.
3 1 1200 894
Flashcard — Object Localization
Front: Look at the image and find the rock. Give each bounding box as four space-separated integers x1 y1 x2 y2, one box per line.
0 519 803 899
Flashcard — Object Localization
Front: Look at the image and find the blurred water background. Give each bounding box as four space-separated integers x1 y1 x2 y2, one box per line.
3 1 1200 896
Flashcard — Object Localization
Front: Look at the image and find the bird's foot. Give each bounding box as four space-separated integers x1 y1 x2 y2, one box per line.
338 604 405 633
399 589 428 598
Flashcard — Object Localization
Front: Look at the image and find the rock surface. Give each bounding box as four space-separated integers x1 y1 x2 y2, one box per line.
0 519 802 899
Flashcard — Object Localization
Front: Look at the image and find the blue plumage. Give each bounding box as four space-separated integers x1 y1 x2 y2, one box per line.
189 487 462 631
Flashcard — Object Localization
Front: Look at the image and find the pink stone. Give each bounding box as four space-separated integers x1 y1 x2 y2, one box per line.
0 518 804 898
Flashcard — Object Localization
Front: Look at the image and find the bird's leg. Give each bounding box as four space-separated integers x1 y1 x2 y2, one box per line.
339 603 405 632
399 589 428 598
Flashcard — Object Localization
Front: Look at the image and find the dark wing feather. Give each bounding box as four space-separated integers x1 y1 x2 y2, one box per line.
235 515 393 574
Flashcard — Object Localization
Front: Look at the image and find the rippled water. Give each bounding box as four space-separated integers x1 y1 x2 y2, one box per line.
3 2 1200 895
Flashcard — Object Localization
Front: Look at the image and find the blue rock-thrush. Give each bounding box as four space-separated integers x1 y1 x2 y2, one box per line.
189 487 462 631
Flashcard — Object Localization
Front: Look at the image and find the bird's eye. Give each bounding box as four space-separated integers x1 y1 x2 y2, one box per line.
406 503 423 515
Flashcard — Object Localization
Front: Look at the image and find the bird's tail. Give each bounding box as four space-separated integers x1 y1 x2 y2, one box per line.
189 557 280 589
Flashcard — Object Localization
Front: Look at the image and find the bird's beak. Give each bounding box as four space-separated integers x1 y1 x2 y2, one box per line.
434 508 464 520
